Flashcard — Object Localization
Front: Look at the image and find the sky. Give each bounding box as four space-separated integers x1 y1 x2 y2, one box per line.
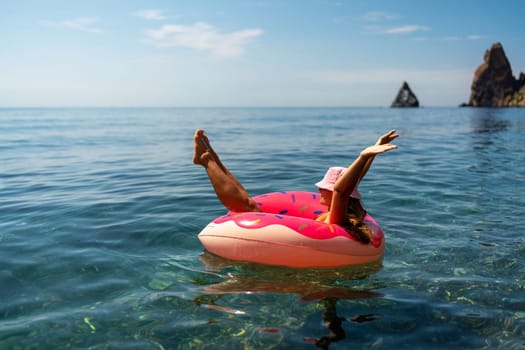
2 0 524 107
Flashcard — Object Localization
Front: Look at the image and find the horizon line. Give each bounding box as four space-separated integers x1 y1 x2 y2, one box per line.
0 105 466 109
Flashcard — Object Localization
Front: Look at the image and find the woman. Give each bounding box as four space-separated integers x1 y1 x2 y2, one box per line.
193 129 398 243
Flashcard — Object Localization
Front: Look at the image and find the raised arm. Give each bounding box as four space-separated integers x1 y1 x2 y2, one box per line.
327 142 398 226
359 129 399 182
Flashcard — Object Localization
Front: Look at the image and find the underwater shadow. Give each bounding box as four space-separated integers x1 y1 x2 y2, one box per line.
303 298 381 350
197 251 383 300
195 251 383 349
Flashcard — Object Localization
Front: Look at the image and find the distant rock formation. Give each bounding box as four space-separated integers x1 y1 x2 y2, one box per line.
391 81 419 107
467 42 525 107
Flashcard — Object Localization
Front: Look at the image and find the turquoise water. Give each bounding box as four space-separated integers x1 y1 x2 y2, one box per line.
1 107 524 349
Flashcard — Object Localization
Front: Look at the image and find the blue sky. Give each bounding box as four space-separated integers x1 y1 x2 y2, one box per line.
2 0 524 107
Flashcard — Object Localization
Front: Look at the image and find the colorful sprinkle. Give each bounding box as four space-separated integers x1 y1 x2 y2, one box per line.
298 224 308 231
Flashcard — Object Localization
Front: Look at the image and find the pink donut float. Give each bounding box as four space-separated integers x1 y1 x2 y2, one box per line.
198 191 385 268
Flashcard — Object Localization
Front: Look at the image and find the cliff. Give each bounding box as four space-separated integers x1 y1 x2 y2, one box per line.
467 43 525 107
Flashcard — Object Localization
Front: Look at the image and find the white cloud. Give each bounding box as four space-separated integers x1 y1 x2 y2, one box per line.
144 22 263 58
441 35 483 41
40 17 103 33
385 25 430 34
134 9 168 20
467 34 483 40
362 11 400 22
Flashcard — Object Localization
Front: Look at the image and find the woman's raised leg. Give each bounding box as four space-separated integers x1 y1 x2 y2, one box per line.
193 129 260 212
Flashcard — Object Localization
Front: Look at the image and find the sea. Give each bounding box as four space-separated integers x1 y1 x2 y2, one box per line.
0 107 524 349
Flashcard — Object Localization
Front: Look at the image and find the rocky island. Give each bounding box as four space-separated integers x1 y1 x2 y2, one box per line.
391 81 419 108
466 42 525 107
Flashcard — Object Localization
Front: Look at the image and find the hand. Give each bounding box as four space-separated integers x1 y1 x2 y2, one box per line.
376 129 399 145
360 143 398 158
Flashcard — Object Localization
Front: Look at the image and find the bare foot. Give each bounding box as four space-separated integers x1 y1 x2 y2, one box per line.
193 129 213 165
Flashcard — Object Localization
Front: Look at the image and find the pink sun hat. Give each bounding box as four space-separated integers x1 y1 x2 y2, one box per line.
315 166 361 199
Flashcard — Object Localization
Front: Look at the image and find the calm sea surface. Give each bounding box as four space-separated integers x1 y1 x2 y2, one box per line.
0 107 524 349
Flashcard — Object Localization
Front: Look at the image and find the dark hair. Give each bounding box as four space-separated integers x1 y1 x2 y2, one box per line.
345 198 372 244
